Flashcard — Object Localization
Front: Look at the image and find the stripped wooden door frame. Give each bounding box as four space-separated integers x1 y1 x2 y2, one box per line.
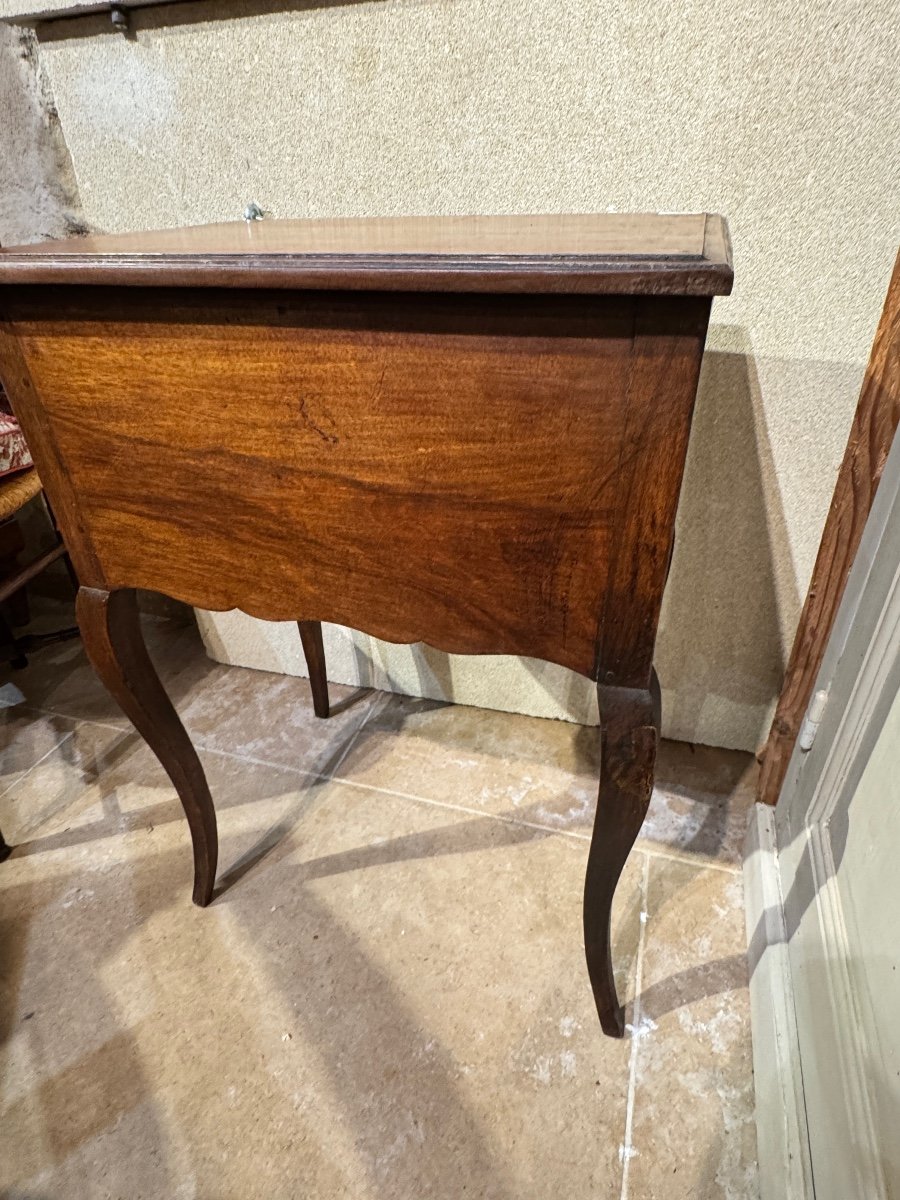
757 250 900 807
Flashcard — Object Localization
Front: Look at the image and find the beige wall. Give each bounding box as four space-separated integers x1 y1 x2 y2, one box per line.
4 0 899 749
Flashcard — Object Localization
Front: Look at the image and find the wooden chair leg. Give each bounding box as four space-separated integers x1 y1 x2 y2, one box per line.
298 620 330 718
61 551 79 593
42 492 79 594
0 515 30 627
0 612 27 668
76 586 217 905
583 671 660 1037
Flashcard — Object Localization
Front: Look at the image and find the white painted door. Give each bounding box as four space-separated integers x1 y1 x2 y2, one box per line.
772 431 900 1199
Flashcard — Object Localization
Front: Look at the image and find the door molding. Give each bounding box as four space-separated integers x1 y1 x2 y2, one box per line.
745 428 900 1200
742 805 814 1200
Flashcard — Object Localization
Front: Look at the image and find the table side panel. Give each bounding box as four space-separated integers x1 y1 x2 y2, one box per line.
0 289 676 677
0 322 105 584
599 296 712 686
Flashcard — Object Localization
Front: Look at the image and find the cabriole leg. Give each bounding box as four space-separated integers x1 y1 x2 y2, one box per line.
76 586 217 905
584 672 660 1037
298 620 330 718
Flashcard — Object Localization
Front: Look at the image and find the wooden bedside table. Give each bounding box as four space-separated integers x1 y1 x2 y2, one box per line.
0 213 733 1037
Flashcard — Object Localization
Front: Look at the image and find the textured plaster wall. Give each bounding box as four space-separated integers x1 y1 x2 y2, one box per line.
0 23 82 245
8 0 900 749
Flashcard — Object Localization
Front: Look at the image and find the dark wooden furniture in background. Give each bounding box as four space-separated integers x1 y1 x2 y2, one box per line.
0 464 79 861
0 213 733 1037
0 467 78 666
758 250 900 806
0 469 46 648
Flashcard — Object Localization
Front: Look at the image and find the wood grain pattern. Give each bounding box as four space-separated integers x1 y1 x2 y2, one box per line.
597 297 711 686
0 213 734 295
2 288 640 675
0 212 731 1036
0 326 103 585
758 250 900 806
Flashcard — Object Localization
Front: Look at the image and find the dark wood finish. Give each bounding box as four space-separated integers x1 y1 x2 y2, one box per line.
0 214 732 1037
0 511 29 625
586 670 661 1036
0 470 78 670
597 301 709 683
298 620 329 719
75 586 217 904
0 540 68 606
0 213 733 296
758 251 900 806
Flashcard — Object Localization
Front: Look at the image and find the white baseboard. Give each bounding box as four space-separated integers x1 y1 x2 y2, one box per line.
743 804 814 1200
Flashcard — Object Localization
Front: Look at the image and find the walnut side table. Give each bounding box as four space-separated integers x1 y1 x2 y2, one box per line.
0 213 733 1037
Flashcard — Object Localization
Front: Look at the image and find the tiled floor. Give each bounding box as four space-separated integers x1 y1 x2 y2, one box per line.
0 605 759 1199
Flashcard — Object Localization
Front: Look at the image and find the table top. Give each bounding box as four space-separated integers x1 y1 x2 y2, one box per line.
0 212 733 296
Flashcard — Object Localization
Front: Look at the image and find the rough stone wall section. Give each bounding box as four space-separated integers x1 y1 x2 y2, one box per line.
0 23 84 246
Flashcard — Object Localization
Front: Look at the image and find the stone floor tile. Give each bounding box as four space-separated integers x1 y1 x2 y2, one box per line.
0 699 77 801
0 730 334 885
9 611 755 867
625 856 759 1200
0 753 642 1200
3 614 199 730
334 692 599 827
0 718 132 843
7 608 378 781
177 660 377 778
2 614 758 1198
647 741 757 867
335 693 756 865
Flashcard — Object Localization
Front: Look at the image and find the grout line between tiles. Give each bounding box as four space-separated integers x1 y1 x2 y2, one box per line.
0 729 75 802
26 704 127 734
326 772 742 873
321 693 383 779
21 706 741 874
637 842 741 876
330 774 599 843
619 850 650 1200
199 745 325 780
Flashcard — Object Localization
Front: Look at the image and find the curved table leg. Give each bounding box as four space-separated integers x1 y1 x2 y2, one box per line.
584 671 660 1037
76 586 218 906
298 620 330 718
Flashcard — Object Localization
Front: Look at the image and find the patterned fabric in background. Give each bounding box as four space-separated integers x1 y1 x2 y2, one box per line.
0 385 33 478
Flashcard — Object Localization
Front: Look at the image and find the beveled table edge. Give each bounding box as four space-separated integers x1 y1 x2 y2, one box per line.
0 256 734 295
